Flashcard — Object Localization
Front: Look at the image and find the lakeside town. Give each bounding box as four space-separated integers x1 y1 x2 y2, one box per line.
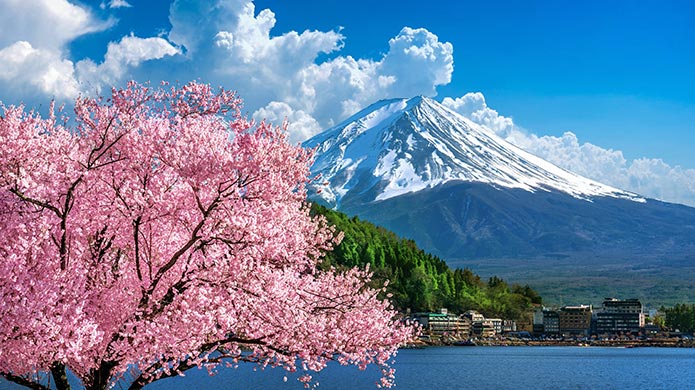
410 297 695 347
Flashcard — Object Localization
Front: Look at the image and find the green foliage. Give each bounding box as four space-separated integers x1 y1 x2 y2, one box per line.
663 303 695 333
312 203 541 322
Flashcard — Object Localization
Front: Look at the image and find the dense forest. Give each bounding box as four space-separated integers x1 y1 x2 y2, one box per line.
311 204 541 323
662 304 695 333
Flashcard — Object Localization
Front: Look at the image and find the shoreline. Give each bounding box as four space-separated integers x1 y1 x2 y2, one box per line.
404 337 695 349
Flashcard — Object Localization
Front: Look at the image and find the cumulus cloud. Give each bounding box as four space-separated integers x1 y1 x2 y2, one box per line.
167 0 454 140
169 0 247 56
445 92 695 206
0 0 177 103
76 36 179 94
0 0 109 49
513 132 695 206
442 93 515 138
0 41 79 100
380 27 454 98
253 102 322 145
209 3 345 84
291 27 453 129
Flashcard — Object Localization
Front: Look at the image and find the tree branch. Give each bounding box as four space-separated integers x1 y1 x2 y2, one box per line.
57 176 83 270
141 277 190 320
0 372 50 390
141 192 221 307
133 216 144 284
85 114 121 169
127 335 292 390
8 188 61 217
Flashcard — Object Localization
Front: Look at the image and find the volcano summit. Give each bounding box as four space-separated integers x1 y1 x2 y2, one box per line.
305 96 643 208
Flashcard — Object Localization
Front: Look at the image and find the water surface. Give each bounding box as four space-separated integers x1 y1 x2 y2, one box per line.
3 346 694 389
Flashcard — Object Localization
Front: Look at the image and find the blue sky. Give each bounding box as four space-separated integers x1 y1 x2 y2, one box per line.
1 0 694 205
258 0 695 166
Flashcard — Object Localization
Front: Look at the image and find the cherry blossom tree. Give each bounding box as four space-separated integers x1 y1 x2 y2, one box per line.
0 82 413 390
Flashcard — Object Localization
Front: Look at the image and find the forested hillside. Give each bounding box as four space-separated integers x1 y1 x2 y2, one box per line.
312 204 541 322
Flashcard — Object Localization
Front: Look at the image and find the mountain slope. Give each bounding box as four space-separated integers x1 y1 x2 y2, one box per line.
303 96 695 305
348 180 695 259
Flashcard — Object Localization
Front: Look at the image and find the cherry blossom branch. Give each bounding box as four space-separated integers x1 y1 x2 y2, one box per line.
132 216 144 284
0 372 50 390
8 188 61 216
9 174 82 271
127 335 292 390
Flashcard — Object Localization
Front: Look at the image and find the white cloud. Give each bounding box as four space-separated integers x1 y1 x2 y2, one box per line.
0 41 79 100
76 35 179 94
444 92 695 206
0 0 109 49
442 93 515 137
0 1 177 103
253 102 322 145
109 0 132 8
209 3 344 80
169 0 248 56
380 27 454 98
515 131 695 206
0 35 178 102
289 27 453 127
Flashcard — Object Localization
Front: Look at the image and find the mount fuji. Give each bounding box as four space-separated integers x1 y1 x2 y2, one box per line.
305 96 643 208
303 96 695 304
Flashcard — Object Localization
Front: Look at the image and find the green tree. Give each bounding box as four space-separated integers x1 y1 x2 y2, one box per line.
664 304 695 333
310 203 542 321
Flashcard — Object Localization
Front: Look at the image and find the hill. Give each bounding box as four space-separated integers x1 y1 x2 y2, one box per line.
312 203 541 323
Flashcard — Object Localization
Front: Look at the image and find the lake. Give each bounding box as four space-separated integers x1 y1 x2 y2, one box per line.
145 346 695 389
3 346 695 389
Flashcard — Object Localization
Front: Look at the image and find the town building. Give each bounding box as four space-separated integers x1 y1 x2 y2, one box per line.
596 298 645 335
411 309 471 337
471 320 496 338
542 309 560 336
533 308 545 336
457 316 472 337
502 319 517 333
559 305 593 337
488 318 503 335
462 310 485 323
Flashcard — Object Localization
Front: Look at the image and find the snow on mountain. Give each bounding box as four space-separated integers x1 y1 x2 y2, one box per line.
303 96 644 208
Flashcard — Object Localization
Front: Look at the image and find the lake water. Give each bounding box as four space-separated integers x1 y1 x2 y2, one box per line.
3 346 695 389
145 346 695 390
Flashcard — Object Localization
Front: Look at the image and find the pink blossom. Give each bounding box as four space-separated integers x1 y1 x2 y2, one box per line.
0 82 415 390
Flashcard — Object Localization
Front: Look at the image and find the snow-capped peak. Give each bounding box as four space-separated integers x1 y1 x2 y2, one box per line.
303 96 644 208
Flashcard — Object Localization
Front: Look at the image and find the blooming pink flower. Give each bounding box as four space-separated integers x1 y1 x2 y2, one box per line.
0 82 414 390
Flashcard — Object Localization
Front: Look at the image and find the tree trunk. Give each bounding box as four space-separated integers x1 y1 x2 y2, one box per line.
86 361 117 390
50 362 70 390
